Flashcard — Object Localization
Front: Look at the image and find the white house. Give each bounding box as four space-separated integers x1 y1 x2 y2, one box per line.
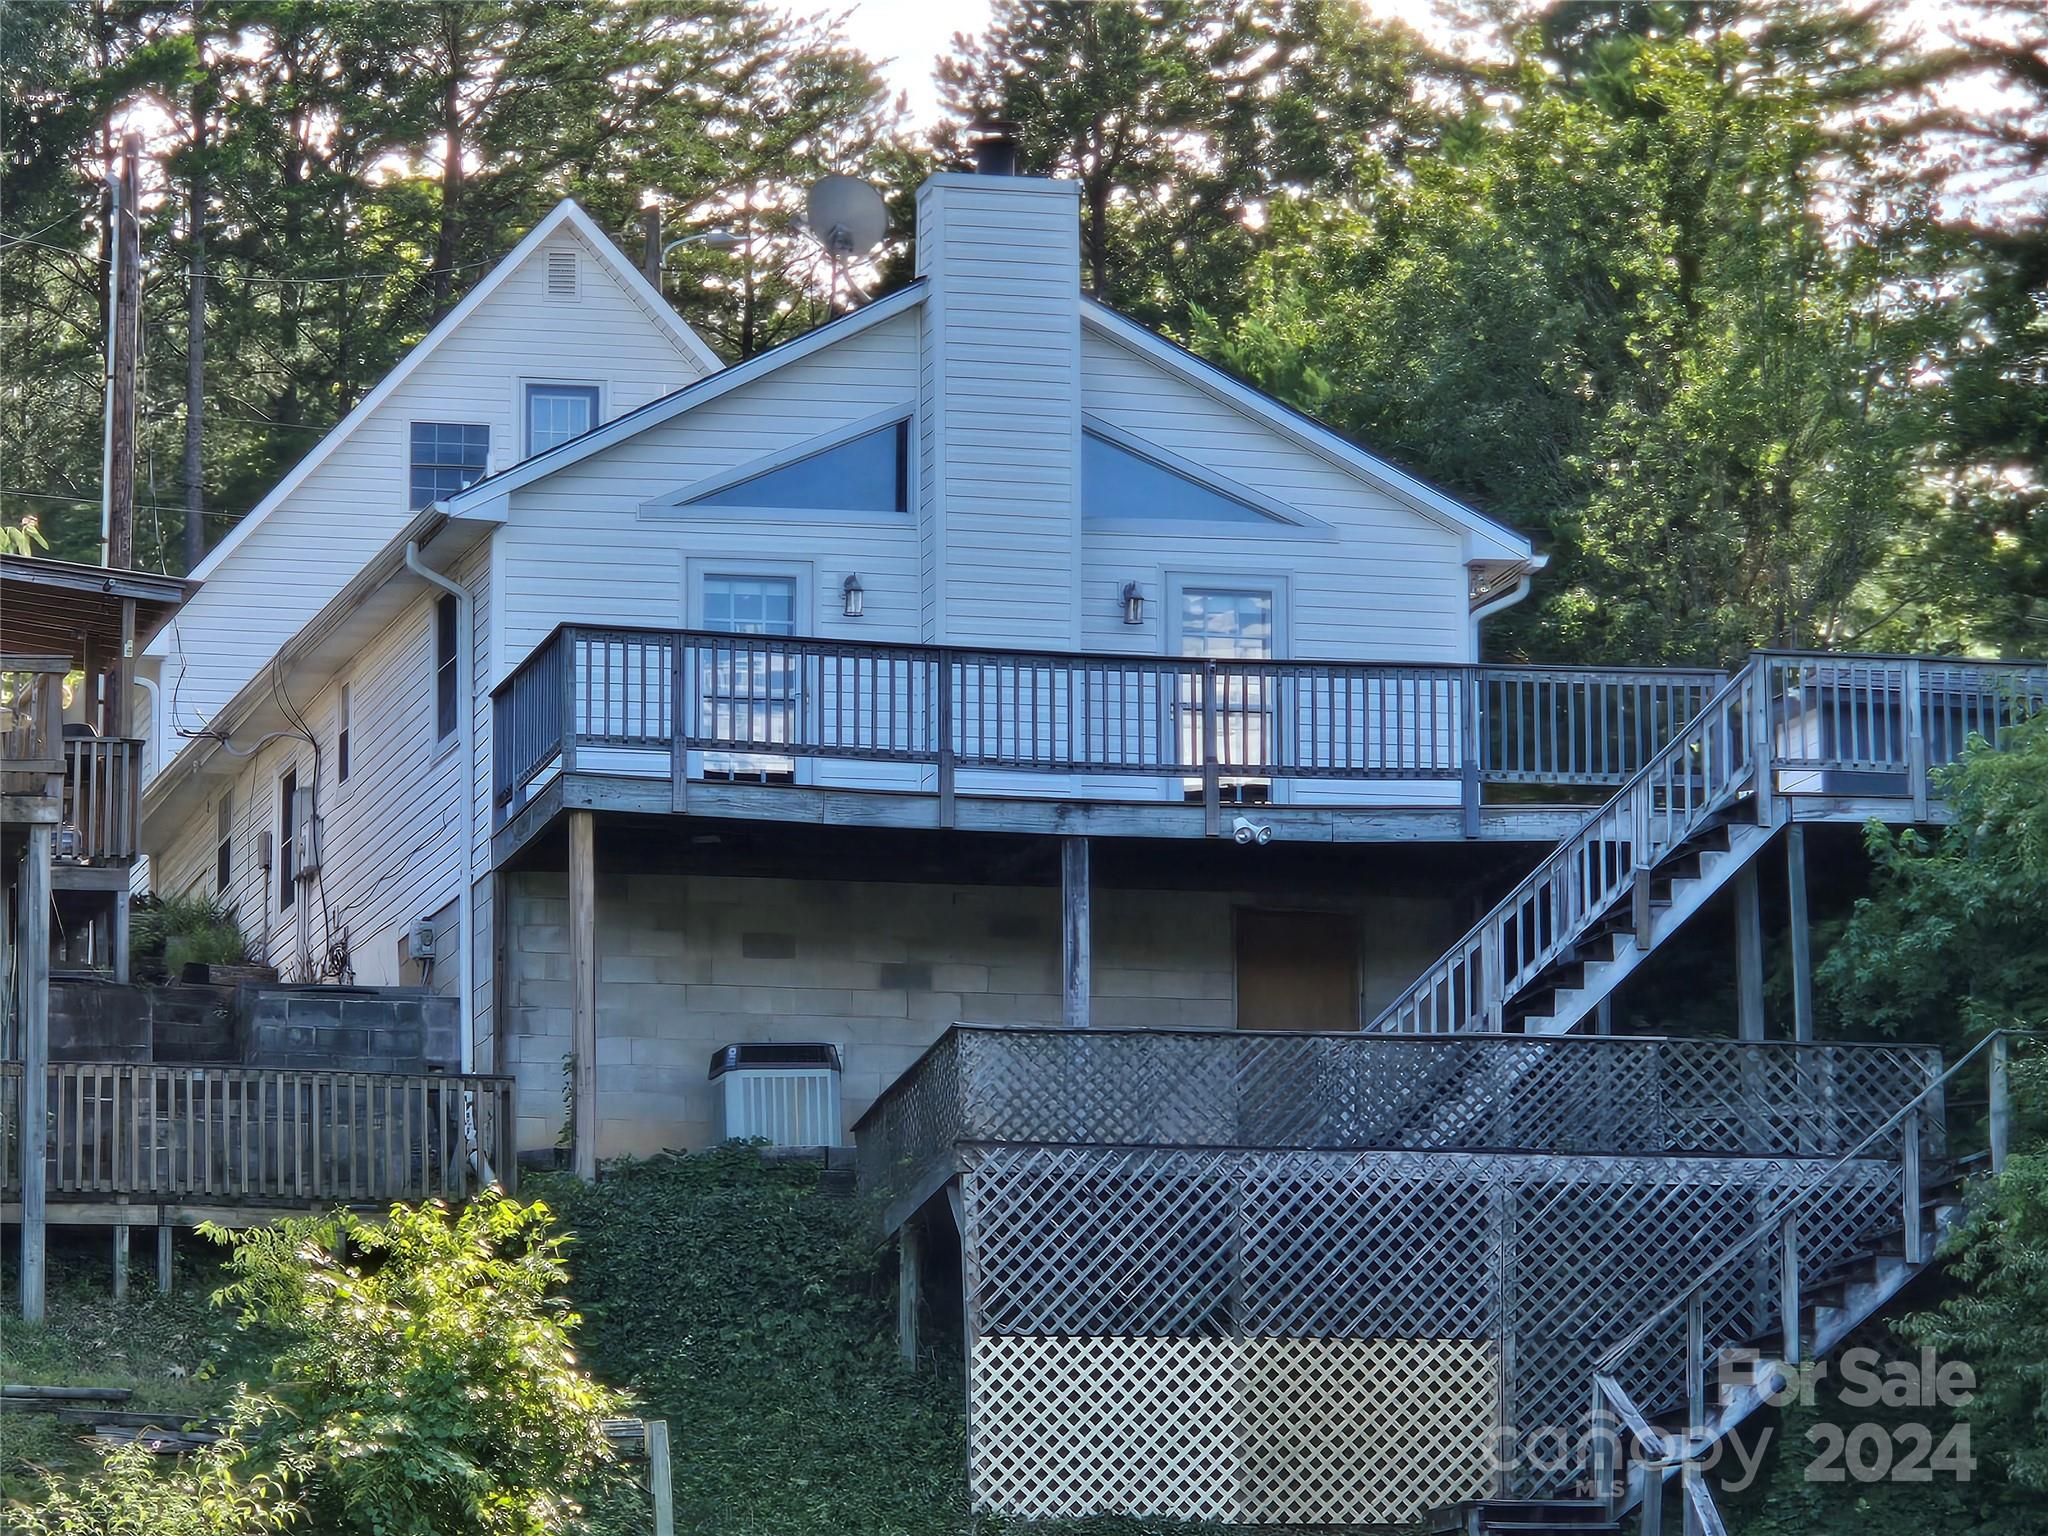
140 162 1580 1162
136 199 719 1015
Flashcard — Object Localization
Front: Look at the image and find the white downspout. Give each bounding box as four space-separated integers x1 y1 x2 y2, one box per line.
1469 556 1546 656
405 538 478 1073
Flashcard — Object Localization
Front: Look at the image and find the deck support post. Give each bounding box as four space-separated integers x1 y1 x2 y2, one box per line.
157 1220 173 1295
1734 862 1765 1042
1902 1109 1924 1264
645 1419 674 1536
19 821 51 1322
898 1219 922 1367
112 1220 129 1300
1903 658 1929 822
1682 1285 1706 1536
1779 1211 1801 1367
1990 1034 2011 1175
1593 996 1613 1036
1061 836 1091 1029
569 809 599 1182
1785 823 1812 1043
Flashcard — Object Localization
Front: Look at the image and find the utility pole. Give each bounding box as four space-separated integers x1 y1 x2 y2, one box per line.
101 131 141 573
184 10 211 573
641 205 662 290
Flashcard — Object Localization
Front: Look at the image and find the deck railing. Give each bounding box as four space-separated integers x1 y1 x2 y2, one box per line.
853 1024 1943 1201
1368 651 2048 1034
59 736 142 861
1 656 67 793
492 625 1725 823
0 1062 516 1205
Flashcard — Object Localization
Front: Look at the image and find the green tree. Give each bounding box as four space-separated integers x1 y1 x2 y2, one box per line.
936 0 1450 331
1197 2 1965 665
1819 708 2048 1044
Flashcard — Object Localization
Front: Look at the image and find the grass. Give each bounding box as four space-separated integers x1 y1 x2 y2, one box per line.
0 1231 257 1506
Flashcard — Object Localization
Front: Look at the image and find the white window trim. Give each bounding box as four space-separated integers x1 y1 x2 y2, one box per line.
1164 572 1292 806
277 761 301 912
433 592 461 749
518 377 606 459
1165 571 1292 660
640 405 915 522
685 559 816 634
334 676 355 794
405 419 491 515
1080 414 1334 540
684 560 817 788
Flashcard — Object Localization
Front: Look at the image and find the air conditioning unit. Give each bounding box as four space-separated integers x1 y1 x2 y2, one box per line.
710 1042 842 1148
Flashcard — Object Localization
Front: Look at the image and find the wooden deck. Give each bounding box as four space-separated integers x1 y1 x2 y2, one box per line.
0 1061 517 1219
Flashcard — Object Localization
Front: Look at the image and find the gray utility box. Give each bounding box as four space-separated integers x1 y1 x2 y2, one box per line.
710 1042 842 1147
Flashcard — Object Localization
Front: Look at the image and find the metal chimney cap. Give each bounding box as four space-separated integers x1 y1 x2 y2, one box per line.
971 120 1020 177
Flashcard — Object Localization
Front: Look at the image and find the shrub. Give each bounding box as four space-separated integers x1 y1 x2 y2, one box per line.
130 892 247 977
205 1195 626 1536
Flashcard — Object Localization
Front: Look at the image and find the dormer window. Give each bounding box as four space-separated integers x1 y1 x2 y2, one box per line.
687 420 908 513
1082 429 1284 525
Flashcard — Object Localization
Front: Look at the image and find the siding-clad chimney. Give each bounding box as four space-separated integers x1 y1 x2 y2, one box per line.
915 170 1083 647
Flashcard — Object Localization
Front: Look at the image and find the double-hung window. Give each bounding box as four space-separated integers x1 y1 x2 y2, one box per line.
700 575 798 783
409 423 489 510
525 384 599 456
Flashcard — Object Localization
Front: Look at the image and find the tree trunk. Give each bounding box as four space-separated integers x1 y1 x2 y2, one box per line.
431 8 466 317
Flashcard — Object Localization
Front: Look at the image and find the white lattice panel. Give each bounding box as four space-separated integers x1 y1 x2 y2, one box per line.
971 1335 1499 1525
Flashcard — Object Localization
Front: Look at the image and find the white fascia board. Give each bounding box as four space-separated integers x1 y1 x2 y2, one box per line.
1080 303 1535 564
152 201 718 651
443 281 929 512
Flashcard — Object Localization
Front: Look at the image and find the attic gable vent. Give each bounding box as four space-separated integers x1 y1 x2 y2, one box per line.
545 247 580 300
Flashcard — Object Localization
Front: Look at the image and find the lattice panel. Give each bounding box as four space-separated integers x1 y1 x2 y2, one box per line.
971 1336 1499 1525
957 1146 1909 1521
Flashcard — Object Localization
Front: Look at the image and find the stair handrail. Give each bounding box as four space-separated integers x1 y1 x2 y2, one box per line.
1367 656 1768 1033
1587 1027 2037 1529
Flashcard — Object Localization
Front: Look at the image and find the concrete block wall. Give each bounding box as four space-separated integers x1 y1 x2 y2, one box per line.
239 986 462 1074
500 871 1457 1158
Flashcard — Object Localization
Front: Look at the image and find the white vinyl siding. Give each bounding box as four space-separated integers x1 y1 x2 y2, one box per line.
495 309 923 668
144 223 708 774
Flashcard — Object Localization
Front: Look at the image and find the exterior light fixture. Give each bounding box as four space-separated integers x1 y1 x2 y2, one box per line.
842 572 865 619
1121 580 1144 625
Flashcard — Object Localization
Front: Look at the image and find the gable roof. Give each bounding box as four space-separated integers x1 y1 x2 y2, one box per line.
444 275 1534 567
441 280 929 513
172 201 720 591
1079 301 1533 564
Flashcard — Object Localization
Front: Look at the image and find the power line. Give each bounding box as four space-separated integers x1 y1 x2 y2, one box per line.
3 230 509 287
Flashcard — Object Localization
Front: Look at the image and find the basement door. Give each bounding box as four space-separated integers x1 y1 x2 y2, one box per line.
1233 908 1361 1031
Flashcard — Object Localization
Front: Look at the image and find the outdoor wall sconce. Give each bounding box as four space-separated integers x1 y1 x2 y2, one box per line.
1121 580 1144 625
842 572 865 619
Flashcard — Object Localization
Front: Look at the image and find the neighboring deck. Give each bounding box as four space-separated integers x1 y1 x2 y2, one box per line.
0 1061 516 1227
490 630 2044 859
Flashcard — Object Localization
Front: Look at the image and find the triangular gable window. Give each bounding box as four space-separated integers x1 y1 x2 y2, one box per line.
688 420 908 513
1083 430 1286 524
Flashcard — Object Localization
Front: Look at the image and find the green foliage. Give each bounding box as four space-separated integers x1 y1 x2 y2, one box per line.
204 1196 626 1536
535 1149 970 1536
11 1422 303 1536
0 1239 256 1504
1819 709 2048 1044
131 892 248 976
1900 1073 2048 1498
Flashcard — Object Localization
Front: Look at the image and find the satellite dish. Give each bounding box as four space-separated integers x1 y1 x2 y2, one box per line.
804 176 888 259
